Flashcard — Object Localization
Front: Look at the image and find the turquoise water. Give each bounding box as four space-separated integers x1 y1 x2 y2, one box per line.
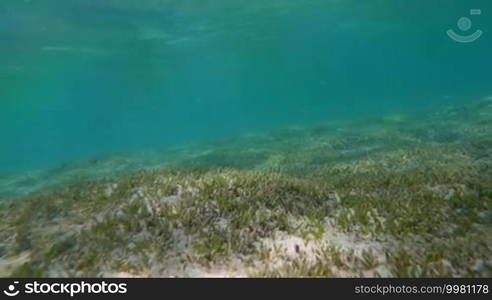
1 0 491 174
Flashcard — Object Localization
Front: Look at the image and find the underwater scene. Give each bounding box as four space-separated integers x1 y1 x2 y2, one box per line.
0 0 491 277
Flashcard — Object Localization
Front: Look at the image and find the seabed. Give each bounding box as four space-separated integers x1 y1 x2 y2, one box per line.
0 98 491 277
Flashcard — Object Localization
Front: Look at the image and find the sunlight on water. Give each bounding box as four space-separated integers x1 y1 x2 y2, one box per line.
0 0 491 278
1 0 490 174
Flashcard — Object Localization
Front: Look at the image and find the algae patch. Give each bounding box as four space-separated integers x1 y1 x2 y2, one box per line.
0 99 491 277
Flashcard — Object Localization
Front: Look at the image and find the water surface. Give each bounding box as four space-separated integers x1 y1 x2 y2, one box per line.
1 0 491 174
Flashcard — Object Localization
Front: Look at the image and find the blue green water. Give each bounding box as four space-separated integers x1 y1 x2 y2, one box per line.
1 0 491 174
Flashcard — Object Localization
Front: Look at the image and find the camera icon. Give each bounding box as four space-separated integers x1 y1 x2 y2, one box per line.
447 9 483 43
3 281 20 297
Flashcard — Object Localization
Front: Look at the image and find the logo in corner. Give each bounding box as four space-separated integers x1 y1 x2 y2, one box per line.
3 281 20 297
447 9 483 43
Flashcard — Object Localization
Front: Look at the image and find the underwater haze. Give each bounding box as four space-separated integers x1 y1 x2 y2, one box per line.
1 0 491 174
1 0 492 278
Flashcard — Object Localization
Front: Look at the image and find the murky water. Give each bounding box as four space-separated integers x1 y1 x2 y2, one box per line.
1 0 491 174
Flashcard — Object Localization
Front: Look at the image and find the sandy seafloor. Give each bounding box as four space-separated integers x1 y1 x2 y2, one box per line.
0 97 491 277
